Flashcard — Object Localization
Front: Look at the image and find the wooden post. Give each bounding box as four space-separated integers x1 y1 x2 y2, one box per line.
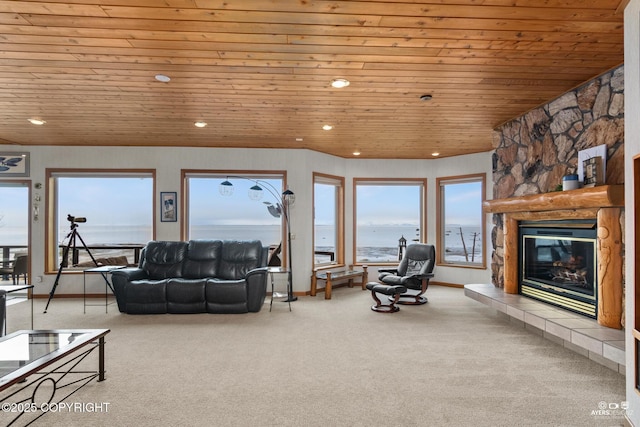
503 214 519 294
310 270 317 296
596 207 623 329
325 271 333 300
361 265 368 290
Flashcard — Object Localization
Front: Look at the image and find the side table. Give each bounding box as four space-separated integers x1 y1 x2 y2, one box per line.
0 284 34 336
268 267 292 312
83 265 125 313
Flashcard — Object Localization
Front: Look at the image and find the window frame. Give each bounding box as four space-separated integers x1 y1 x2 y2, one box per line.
45 169 156 273
436 173 486 269
312 172 345 269
352 178 427 265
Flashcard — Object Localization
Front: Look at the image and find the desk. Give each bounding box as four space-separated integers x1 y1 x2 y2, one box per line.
0 329 110 424
83 266 125 313
268 267 291 312
0 284 34 335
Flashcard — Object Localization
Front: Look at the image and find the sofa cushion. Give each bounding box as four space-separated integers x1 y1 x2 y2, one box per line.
183 240 222 279
142 241 188 279
218 240 263 280
125 279 168 314
167 278 206 313
206 279 248 313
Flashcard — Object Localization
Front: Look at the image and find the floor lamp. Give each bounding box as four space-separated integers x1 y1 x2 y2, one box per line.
219 177 297 302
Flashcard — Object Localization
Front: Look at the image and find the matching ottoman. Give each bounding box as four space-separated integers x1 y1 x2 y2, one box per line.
365 282 407 313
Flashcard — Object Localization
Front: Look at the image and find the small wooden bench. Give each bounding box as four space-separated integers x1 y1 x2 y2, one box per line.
310 265 368 300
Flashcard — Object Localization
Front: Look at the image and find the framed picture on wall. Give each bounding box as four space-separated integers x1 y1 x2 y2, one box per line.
0 152 29 177
160 192 177 222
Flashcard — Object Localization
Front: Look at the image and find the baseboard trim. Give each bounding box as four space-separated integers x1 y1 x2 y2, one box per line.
431 281 464 288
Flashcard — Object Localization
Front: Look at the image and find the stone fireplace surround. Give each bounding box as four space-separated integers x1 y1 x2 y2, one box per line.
484 184 624 329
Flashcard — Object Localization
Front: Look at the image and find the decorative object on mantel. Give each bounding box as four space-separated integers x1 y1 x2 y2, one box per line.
578 144 607 186
583 157 604 187
562 174 579 191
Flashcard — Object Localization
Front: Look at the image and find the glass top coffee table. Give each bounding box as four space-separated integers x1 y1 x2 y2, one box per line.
0 329 110 390
0 329 110 424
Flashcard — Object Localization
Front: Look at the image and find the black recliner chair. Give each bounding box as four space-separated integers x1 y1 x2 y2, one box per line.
378 243 435 305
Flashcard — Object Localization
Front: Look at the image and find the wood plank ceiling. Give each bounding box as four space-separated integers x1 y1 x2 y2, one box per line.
0 1 625 159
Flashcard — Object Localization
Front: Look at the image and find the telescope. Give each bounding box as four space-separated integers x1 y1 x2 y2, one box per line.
67 214 87 223
46 213 94 312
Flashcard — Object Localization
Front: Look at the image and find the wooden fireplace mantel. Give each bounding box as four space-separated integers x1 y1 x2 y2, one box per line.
483 185 624 214
483 184 624 329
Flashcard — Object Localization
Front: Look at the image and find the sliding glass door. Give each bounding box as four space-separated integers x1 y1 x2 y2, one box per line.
0 181 30 284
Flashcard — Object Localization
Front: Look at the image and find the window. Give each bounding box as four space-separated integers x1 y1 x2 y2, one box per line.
184 172 285 259
436 174 486 267
0 182 30 273
46 170 154 272
313 173 344 266
354 179 426 264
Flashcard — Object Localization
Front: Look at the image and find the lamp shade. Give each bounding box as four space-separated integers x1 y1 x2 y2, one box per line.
219 180 234 196
282 188 295 206
248 184 264 201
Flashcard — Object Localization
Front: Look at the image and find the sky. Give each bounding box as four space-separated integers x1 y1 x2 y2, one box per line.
356 184 422 226
443 181 483 226
189 177 285 225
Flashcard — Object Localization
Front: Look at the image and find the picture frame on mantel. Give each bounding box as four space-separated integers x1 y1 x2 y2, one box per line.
583 157 604 187
160 191 177 222
577 144 607 186
0 152 30 177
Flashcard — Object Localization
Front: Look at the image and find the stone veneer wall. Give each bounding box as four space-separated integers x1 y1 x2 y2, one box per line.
490 65 624 288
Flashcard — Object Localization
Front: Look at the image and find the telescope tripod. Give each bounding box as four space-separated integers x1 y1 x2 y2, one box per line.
44 222 108 313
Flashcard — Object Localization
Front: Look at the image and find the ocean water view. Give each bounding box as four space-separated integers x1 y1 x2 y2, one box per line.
1 224 483 265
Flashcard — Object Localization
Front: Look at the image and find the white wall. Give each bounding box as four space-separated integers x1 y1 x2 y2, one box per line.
0 144 492 297
625 0 640 424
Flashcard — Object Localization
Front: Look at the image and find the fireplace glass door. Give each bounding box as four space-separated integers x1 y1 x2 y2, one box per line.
520 223 597 318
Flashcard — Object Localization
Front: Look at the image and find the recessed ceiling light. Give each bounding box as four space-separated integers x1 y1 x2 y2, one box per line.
194 121 207 128
420 94 433 101
353 151 361 156
28 118 46 125
432 152 440 157
331 78 350 89
295 137 304 142
322 124 333 131
155 74 171 82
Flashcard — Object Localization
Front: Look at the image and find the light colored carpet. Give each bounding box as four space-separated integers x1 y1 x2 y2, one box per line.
2 286 625 426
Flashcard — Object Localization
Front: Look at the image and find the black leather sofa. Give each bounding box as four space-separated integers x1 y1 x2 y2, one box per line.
111 240 268 314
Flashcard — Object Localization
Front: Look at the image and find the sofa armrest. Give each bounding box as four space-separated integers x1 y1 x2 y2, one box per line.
111 268 148 281
111 268 149 312
245 267 268 312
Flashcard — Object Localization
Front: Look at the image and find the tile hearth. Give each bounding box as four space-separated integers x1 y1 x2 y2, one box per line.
465 283 625 374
